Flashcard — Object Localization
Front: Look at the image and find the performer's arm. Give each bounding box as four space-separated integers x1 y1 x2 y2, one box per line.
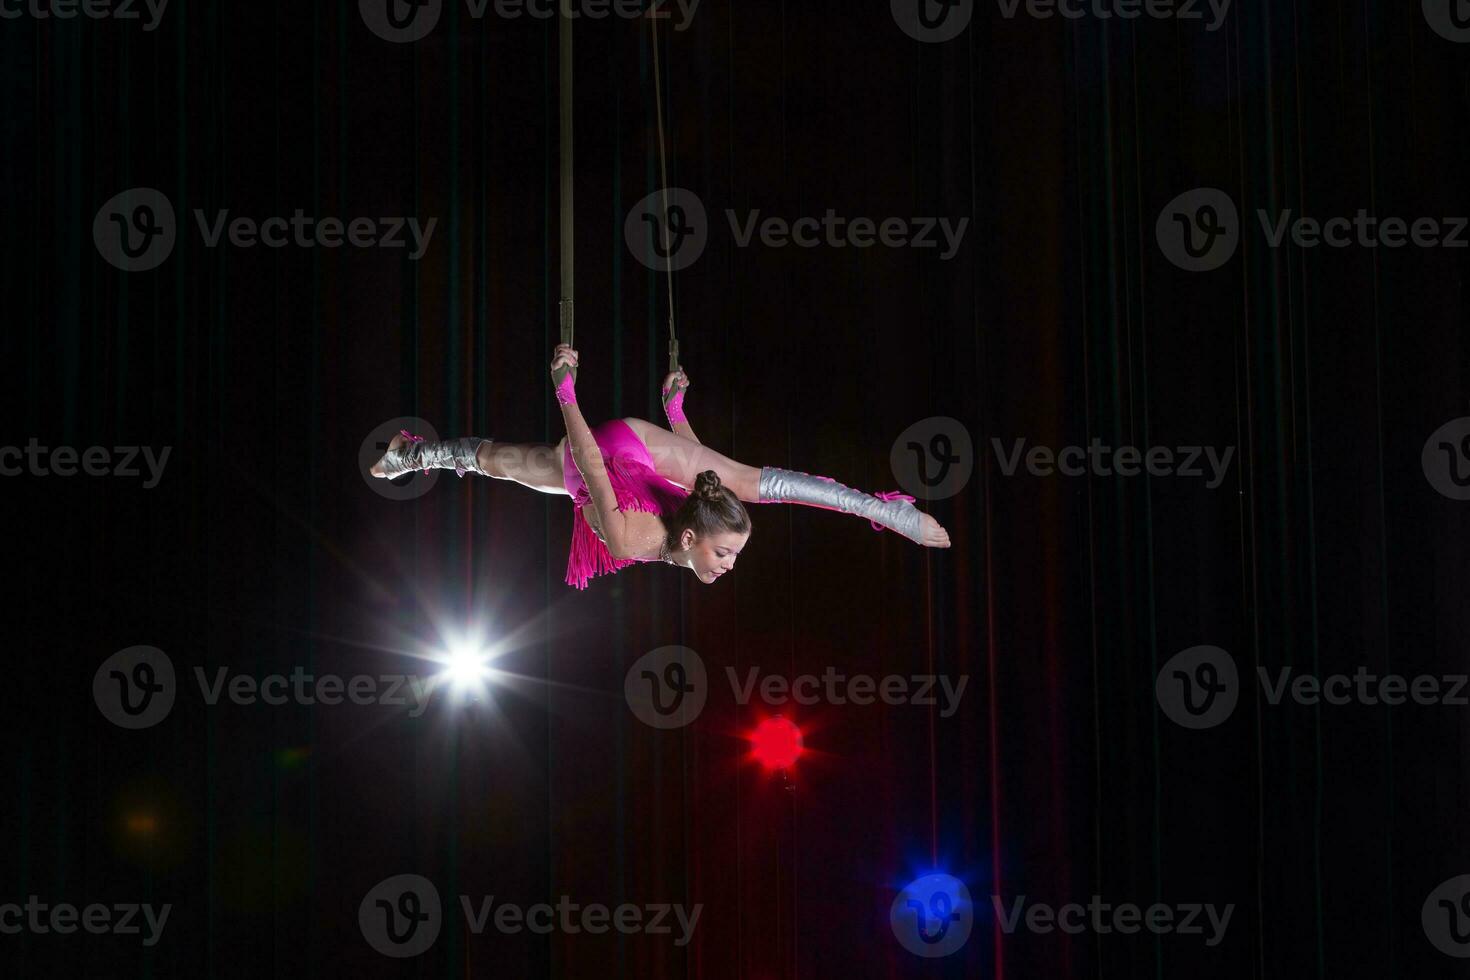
661 367 699 445
552 344 634 556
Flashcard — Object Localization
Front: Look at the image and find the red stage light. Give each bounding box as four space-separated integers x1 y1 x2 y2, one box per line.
749 716 803 769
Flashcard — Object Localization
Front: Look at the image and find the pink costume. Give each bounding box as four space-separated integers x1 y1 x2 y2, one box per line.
562 419 691 590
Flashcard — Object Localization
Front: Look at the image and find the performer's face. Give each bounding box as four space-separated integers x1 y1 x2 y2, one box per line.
683 530 749 583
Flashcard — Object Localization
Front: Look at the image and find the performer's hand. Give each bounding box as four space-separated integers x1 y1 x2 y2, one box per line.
550 343 580 376
662 366 691 426
661 368 690 398
551 343 579 406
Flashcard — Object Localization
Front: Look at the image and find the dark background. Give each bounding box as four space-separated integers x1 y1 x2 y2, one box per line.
4 0 1470 976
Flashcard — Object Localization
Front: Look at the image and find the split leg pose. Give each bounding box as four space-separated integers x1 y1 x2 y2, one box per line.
371 343 950 590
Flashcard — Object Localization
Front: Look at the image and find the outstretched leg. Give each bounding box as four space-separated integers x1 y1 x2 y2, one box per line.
372 433 569 496
623 417 951 548
481 441 568 495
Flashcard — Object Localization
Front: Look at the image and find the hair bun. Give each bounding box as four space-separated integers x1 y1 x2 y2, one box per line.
694 470 721 501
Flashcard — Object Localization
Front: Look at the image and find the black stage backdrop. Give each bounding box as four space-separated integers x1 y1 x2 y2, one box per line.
4 0 1470 977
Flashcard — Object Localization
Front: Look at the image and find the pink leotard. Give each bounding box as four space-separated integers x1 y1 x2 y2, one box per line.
562 419 691 590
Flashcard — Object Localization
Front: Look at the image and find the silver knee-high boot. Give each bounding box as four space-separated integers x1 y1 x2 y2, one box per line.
377 431 492 479
756 466 923 544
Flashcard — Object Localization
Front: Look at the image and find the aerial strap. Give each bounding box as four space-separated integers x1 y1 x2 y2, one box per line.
556 8 577 386
650 10 680 374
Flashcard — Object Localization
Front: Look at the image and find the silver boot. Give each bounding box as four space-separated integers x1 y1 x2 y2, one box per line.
756 466 923 544
378 431 491 479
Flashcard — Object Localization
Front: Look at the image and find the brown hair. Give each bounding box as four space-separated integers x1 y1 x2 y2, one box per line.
664 470 752 550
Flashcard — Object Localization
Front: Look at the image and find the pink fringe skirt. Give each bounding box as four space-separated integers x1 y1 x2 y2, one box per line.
563 420 691 590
